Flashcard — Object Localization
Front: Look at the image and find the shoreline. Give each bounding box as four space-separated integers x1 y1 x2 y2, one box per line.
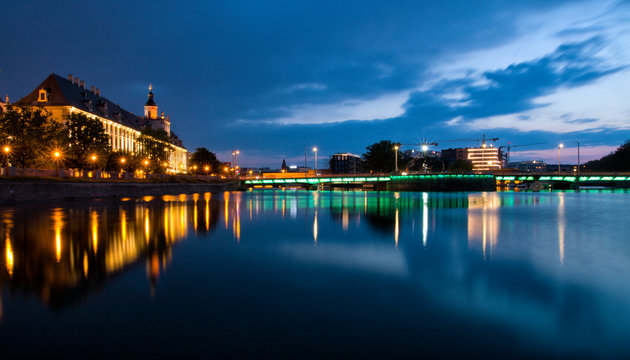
0 179 239 203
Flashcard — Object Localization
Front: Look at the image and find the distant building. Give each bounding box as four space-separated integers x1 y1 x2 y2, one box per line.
441 146 504 171
330 153 361 174
467 146 504 171
509 160 546 172
19 74 187 172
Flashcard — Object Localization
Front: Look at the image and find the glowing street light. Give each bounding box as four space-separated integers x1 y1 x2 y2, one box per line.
313 147 318 175
558 143 564 173
394 145 400 174
3 146 9 153
421 144 429 152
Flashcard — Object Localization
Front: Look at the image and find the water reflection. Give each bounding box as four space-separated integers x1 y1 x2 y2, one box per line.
0 190 629 357
0 194 220 309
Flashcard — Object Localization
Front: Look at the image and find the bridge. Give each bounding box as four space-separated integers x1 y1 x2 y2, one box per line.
242 173 630 190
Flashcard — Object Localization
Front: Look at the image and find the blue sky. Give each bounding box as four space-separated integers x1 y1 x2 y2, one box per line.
1 0 629 168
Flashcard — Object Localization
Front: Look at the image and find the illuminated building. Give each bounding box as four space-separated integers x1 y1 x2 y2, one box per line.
467 146 504 171
441 147 504 171
0 95 7 114
19 74 187 172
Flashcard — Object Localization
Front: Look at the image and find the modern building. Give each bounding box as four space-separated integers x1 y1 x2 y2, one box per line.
441 146 504 171
466 146 504 171
19 74 187 172
330 153 361 174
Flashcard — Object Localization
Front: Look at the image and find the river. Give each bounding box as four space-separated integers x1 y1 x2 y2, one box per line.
1 189 629 358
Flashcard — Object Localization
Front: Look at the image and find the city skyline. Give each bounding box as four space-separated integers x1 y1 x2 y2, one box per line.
1 0 629 167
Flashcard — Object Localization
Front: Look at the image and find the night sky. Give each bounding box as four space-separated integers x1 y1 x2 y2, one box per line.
1 0 629 168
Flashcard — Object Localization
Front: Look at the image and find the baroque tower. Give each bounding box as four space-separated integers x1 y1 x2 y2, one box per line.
143 84 171 136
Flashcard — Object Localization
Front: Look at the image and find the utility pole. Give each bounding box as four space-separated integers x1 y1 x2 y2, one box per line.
558 143 564 173
576 141 580 183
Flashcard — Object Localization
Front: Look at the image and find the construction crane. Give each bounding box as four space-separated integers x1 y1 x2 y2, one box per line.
400 142 439 152
499 142 546 165
435 134 499 148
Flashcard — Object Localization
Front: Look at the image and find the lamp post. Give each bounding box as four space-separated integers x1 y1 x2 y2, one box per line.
395 145 400 173
54 151 61 177
3 146 9 171
576 141 580 180
313 147 318 175
232 150 240 172
557 144 564 173
120 157 126 177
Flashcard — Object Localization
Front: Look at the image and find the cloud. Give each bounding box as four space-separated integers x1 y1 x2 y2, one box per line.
246 91 411 125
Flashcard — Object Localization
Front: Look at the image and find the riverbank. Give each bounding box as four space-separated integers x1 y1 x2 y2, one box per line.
0 178 239 203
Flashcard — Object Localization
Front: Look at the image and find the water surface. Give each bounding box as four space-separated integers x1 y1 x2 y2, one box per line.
1 190 630 358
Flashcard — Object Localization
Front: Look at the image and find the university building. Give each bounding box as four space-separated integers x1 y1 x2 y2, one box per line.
19 74 187 172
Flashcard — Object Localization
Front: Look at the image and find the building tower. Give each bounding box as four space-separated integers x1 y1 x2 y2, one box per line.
143 84 171 136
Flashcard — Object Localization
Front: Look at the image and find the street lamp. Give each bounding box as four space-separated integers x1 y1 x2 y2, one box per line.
3 146 9 168
313 147 318 175
394 145 399 174
54 150 61 177
232 150 240 170
557 144 564 173
576 141 580 178
421 144 428 152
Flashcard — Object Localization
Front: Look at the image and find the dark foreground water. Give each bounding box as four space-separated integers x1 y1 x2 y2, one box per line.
1 190 630 359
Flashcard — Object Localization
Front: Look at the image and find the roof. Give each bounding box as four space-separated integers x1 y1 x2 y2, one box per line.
145 91 156 106
19 74 185 149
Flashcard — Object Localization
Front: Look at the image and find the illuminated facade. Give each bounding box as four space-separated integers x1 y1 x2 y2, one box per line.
467 146 504 171
0 95 7 114
19 74 187 172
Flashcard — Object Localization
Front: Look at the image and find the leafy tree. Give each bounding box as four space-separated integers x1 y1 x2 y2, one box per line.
189 147 222 174
409 156 444 172
584 140 630 171
362 140 408 173
105 151 140 172
137 127 173 173
0 104 66 168
65 112 111 170
448 159 474 172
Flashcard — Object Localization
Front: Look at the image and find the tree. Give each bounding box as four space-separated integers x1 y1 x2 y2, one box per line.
137 127 173 173
448 159 473 172
584 140 630 171
65 112 111 170
0 104 66 168
362 140 408 173
409 156 444 172
189 147 222 174
105 151 140 172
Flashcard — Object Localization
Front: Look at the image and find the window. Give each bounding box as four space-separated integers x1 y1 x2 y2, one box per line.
38 89 48 102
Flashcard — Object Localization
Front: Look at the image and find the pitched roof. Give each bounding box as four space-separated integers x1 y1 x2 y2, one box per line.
19 74 186 149
19 74 141 129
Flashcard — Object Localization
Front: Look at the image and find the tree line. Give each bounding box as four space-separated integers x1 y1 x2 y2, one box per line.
584 140 630 171
0 104 224 174
352 140 472 173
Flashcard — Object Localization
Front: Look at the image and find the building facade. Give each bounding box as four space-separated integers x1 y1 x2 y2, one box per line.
19 74 187 172
0 95 7 115
330 153 361 174
466 146 504 171
441 146 504 171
